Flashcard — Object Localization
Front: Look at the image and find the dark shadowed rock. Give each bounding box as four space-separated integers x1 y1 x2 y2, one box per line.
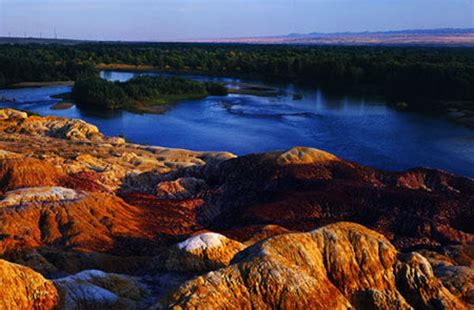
203 147 473 250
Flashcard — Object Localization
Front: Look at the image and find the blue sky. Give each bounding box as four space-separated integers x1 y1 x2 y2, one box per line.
0 0 473 41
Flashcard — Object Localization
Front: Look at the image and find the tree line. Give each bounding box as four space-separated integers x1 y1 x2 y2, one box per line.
0 52 97 86
1 43 473 102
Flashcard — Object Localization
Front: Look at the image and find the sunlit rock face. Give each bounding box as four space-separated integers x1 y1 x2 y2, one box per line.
0 108 28 120
165 223 465 309
0 190 155 256
0 259 58 309
0 113 103 142
155 177 207 200
0 187 80 207
275 146 339 165
0 222 469 309
153 232 246 272
0 158 65 193
0 149 20 159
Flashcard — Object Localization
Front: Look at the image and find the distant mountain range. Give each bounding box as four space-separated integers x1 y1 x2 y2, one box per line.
1 28 473 46
203 28 474 47
287 28 474 37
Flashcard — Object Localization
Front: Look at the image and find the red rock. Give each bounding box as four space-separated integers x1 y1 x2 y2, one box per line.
0 190 163 256
0 158 64 193
60 171 110 193
203 147 474 250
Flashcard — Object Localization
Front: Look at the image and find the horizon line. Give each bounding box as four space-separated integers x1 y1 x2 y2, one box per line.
0 27 473 44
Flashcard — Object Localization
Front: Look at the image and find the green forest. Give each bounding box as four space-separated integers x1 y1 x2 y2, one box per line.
1 43 474 106
72 75 227 111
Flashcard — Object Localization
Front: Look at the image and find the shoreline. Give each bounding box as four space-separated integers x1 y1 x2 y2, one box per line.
99 65 474 126
122 93 209 114
8 81 75 88
391 99 474 129
50 102 74 110
4 67 473 128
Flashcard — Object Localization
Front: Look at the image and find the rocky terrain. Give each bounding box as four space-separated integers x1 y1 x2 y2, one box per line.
0 108 472 309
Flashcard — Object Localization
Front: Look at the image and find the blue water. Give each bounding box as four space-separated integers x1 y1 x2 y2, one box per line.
1 70 473 178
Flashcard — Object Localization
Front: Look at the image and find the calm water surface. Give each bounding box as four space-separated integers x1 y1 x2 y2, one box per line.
1 70 473 178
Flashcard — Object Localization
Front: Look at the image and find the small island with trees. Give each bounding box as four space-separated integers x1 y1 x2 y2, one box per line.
72 76 228 113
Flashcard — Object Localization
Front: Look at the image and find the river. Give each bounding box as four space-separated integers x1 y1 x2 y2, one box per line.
1 70 473 178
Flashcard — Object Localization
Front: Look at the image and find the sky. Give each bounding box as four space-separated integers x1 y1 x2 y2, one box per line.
0 0 473 41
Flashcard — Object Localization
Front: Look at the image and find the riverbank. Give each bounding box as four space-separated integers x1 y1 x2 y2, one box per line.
98 63 283 84
227 82 282 97
51 102 74 110
97 63 155 72
100 65 284 98
3 67 474 128
124 93 209 114
99 64 474 128
440 100 474 129
8 81 74 88
392 99 474 129
52 88 206 114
